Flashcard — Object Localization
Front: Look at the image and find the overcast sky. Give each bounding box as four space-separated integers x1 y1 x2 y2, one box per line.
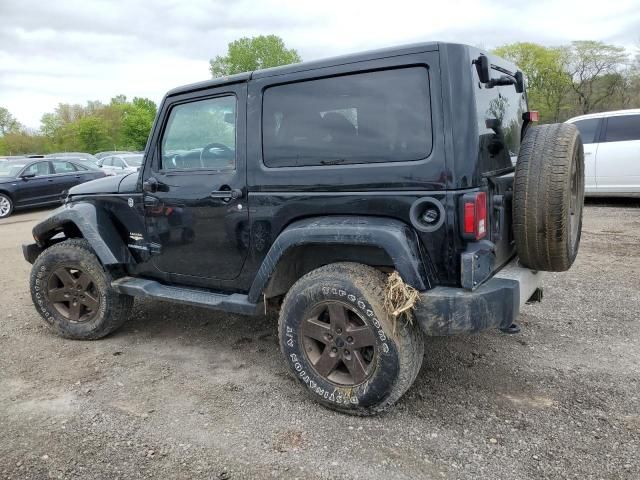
1 0 639 128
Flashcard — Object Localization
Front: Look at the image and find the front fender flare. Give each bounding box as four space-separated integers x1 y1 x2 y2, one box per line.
248 216 430 303
32 203 133 266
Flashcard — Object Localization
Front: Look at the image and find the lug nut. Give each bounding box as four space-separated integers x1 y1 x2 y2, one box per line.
336 328 342 334
346 336 353 343
326 334 333 341
344 350 350 356
331 347 338 353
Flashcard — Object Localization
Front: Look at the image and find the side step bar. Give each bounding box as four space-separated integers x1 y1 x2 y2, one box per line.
111 277 260 316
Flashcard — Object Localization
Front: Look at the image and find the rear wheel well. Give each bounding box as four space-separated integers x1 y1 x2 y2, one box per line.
263 244 394 301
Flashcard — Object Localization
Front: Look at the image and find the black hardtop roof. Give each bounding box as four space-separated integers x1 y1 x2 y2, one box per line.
165 41 519 98
166 41 445 97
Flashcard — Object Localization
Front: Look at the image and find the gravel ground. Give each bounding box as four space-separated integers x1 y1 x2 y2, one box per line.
1 199 639 480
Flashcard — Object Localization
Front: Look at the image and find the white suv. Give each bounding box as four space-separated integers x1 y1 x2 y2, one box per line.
566 109 640 197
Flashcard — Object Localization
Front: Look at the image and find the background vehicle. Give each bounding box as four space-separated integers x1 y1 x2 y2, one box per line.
46 152 99 164
95 150 133 160
23 42 584 415
0 157 106 218
97 153 143 174
566 109 640 196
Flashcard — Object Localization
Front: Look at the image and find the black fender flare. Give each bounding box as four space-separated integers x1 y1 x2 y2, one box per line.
248 216 430 303
32 203 133 266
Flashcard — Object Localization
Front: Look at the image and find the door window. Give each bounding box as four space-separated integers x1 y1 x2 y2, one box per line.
161 95 236 171
572 118 600 144
103 157 113 167
603 115 640 142
52 161 78 174
262 67 432 167
23 162 51 177
112 158 125 169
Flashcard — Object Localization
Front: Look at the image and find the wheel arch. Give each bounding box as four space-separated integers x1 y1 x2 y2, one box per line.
32 202 133 266
248 216 432 303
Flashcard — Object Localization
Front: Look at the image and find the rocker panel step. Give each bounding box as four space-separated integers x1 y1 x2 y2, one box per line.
111 277 260 316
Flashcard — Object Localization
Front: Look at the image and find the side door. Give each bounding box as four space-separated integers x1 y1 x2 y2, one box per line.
51 160 83 191
570 117 602 193
596 114 640 194
141 83 249 285
15 161 56 206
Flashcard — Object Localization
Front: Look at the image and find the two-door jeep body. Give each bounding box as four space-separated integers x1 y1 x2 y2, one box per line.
24 42 584 414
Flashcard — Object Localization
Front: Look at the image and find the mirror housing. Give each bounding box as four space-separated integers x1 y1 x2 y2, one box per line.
474 54 491 84
515 71 525 93
20 173 36 180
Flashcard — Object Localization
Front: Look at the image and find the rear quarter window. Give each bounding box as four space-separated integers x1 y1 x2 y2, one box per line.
262 67 432 167
604 114 640 142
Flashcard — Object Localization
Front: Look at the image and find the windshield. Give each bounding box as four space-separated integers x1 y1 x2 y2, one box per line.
0 164 25 177
124 155 143 166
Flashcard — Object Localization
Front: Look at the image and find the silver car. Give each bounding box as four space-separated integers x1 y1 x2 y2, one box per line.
97 154 144 175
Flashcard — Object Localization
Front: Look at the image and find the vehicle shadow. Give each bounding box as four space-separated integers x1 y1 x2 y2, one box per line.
585 196 640 208
112 298 533 413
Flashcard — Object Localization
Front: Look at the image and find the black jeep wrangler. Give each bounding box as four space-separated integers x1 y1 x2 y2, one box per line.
24 42 584 415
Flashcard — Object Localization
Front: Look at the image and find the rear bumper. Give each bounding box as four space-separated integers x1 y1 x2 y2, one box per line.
414 258 542 335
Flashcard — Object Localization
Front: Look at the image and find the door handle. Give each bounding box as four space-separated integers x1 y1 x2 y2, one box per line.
144 196 159 207
210 188 243 200
75 175 81 178
585 152 593 156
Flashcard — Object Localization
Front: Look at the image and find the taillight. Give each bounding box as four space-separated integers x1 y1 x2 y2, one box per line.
523 111 540 122
461 192 487 240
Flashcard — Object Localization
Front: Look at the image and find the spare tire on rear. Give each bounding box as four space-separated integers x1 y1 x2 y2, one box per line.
513 123 585 272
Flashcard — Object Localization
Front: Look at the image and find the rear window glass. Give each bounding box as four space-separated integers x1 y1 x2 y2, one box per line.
572 118 600 144
474 61 526 173
604 115 640 142
262 67 432 167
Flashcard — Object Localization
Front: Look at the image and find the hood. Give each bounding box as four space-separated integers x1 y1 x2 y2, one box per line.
69 172 138 195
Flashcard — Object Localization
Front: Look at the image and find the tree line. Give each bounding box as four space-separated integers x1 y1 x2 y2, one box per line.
1 36 638 156
0 96 157 155
492 40 640 123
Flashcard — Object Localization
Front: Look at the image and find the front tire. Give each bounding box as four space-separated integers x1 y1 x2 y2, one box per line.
30 239 133 339
278 263 424 415
0 193 13 218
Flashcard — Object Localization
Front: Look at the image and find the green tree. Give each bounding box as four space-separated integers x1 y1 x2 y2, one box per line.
209 35 301 78
566 41 628 114
121 97 157 150
74 116 109 153
0 107 21 136
492 42 571 122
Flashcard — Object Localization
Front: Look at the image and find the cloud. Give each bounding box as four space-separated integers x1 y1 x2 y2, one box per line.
1 0 639 128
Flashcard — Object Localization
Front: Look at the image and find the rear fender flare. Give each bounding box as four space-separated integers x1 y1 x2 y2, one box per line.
32 203 132 266
248 216 430 303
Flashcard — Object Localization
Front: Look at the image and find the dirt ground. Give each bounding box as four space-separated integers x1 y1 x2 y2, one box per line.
1 199 639 480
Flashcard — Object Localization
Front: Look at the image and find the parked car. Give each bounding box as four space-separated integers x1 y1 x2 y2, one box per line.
97 153 144 175
566 109 640 196
0 158 106 218
95 151 133 160
46 152 99 164
23 42 584 415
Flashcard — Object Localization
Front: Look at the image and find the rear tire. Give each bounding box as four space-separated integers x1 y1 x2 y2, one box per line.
513 123 585 272
278 262 424 415
30 239 133 339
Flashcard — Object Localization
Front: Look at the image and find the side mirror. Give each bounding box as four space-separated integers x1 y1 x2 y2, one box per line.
20 173 36 180
515 71 525 94
474 54 491 84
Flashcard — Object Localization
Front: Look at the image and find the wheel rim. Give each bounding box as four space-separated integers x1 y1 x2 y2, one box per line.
301 301 377 386
47 266 100 322
569 155 582 248
0 196 10 217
